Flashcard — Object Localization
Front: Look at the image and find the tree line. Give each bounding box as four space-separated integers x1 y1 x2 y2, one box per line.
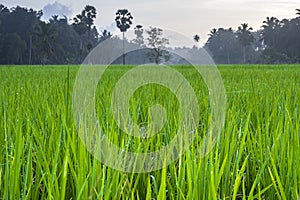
0 4 171 65
0 4 300 65
0 4 99 64
203 9 300 64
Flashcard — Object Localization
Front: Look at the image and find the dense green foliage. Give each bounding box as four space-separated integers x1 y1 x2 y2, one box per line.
205 11 300 64
0 5 106 65
0 65 299 199
1 4 300 65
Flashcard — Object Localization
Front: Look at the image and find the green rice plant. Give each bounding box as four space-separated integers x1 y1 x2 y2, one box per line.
0 65 299 199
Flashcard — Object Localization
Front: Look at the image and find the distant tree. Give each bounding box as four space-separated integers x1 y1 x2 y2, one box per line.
261 17 279 48
2 33 26 64
0 4 8 13
0 5 9 30
194 34 200 43
209 28 217 37
0 5 9 63
115 9 133 65
49 16 81 64
146 26 170 64
132 25 144 46
33 22 57 64
73 5 96 30
236 23 254 63
99 29 112 43
49 15 59 23
296 9 300 17
205 28 243 64
72 5 97 60
258 16 300 63
0 5 42 64
274 18 300 62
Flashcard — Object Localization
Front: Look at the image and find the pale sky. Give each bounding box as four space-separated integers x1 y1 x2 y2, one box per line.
2 0 299 45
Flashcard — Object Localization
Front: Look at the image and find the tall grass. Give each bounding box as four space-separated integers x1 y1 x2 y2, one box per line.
0 65 299 199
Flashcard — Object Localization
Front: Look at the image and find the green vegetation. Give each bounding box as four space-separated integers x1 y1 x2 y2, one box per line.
1 4 300 65
0 65 299 199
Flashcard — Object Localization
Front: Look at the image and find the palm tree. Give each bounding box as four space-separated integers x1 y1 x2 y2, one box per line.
33 22 57 64
296 9 300 17
209 28 217 37
115 9 133 65
72 5 97 61
49 15 59 24
83 5 97 29
236 23 254 63
262 17 279 29
194 34 200 43
99 29 112 43
261 17 279 47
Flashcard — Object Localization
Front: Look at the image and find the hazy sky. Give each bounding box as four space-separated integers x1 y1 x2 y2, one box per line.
2 0 299 45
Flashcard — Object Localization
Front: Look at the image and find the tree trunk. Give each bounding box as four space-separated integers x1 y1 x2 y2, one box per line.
29 35 32 65
243 46 246 64
79 37 83 63
122 32 125 65
155 48 160 64
155 56 159 64
227 51 230 64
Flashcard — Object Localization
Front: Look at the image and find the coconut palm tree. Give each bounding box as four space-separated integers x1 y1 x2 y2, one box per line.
261 17 279 47
209 28 217 37
99 29 112 43
236 23 254 63
296 9 300 16
33 22 57 64
72 5 97 61
115 9 133 65
194 34 200 43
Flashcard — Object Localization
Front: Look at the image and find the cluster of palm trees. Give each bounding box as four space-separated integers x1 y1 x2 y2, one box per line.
0 4 101 64
259 10 300 63
204 23 255 64
203 9 300 64
1 3 300 65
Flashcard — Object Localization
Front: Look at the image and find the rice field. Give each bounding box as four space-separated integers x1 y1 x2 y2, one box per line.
0 65 299 199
